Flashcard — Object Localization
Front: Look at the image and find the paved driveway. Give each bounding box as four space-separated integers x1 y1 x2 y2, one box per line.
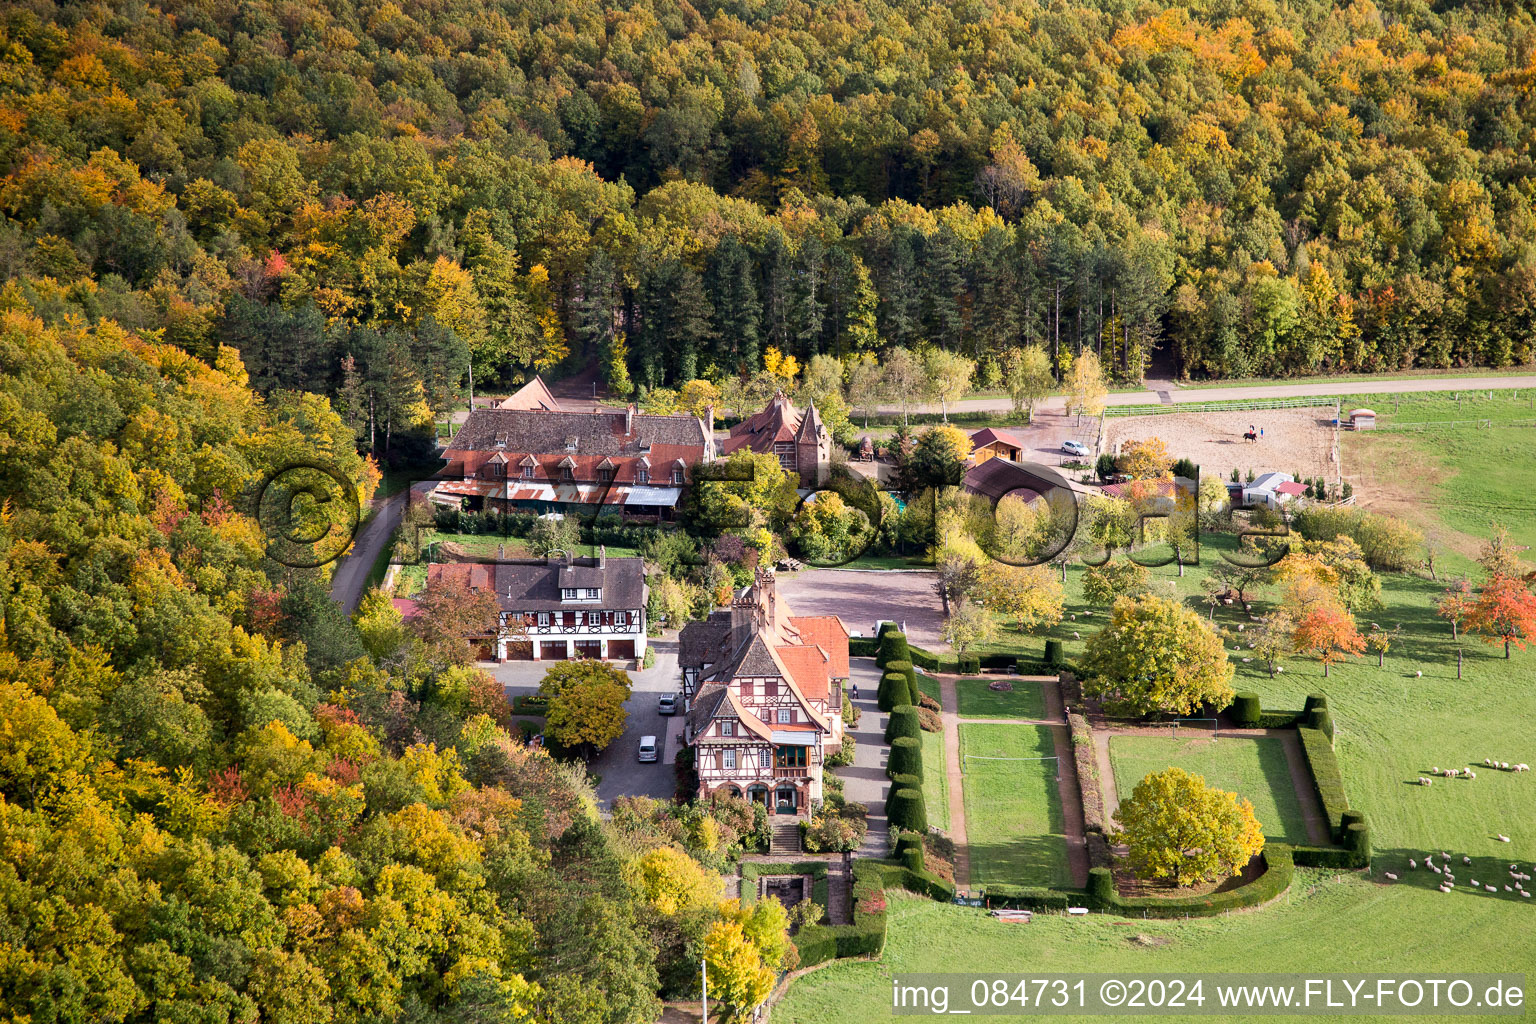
834 657 892 858
492 639 683 808
776 569 947 650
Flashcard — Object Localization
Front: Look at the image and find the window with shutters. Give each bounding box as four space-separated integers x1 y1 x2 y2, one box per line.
777 708 791 724
723 749 736 770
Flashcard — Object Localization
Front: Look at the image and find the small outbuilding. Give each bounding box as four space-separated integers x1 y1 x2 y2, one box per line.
1349 408 1377 430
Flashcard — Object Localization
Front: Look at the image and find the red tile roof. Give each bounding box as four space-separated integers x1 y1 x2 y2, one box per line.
789 615 849 679
498 376 562 411
1275 481 1309 496
775 644 830 701
427 563 494 591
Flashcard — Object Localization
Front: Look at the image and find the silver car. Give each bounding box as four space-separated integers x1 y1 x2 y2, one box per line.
658 693 678 715
1061 439 1091 457
638 735 659 762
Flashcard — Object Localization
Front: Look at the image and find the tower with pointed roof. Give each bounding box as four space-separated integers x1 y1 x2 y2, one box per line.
722 390 830 487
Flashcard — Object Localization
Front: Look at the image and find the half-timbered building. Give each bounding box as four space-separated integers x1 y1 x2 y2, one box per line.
679 569 848 815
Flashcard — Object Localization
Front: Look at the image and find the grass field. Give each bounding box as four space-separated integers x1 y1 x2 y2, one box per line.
1109 735 1312 845
418 530 641 562
959 723 1070 887
786 419 1536 1019
922 730 950 833
954 677 1047 720
916 671 942 707
1178 368 1536 390
775 882 1536 1023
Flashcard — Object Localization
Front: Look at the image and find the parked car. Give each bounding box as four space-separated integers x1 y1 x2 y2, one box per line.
658 693 678 715
638 735 659 762
1061 439 1091 457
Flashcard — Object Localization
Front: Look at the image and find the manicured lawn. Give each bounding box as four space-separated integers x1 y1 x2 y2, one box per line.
958 723 1069 887
954 677 1047 720
1178 368 1536 390
419 530 641 562
777 880 1536 1023
1108 735 1311 845
922 730 950 833
839 552 932 570
786 420 1536 1019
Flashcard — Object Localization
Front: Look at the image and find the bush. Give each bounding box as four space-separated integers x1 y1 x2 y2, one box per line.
1096 452 1119 480
826 733 856 767
985 885 1074 911
849 636 878 657
901 846 924 872
511 694 548 716
1308 707 1335 742
886 774 921 802
877 671 910 712
888 736 923 778
958 654 981 674
1303 693 1328 714
1230 691 1261 728
885 706 921 743
916 706 943 733
1104 845 1295 917
887 788 928 832
892 832 924 861
1044 639 1064 668
878 630 910 669
918 692 941 713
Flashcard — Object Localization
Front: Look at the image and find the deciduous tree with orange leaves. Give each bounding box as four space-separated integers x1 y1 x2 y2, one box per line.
1290 599 1366 676
1466 575 1536 659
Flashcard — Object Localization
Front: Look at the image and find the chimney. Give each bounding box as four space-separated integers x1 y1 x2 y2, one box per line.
599 544 606 568
625 403 635 436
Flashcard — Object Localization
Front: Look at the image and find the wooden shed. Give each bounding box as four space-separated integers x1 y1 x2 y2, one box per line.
1349 408 1377 430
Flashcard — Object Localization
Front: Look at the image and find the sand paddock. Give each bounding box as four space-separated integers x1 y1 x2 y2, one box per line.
1102 407 1337 482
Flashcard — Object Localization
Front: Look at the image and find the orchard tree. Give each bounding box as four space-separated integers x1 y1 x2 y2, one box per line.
1113 767 1264 887
1250 611 1295 678
1436 578 1475 639
1079 594 1235 717
1466 575 1536 658
1290 600 1366 676
1081 559 1152 606
539 659 633 756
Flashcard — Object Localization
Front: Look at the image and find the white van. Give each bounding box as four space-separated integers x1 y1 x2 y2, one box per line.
638 735 659 762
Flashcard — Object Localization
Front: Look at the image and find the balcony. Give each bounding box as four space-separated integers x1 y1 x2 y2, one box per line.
772 767 812 779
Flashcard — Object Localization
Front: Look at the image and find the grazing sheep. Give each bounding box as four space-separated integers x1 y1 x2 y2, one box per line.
1072 632 1080 640
1415 670 1423 677
1431 864 1442 874
1237 624 1245 631
1487 885 1498 893
1486 759 1493 766
1409 858 1417 869
1518 764 1530 772
1525 892 1532 898
1497 834 1512 843
1384 872 1398 881
1468 770 1477 779
1507 885 1514 892
1464 855 1473 864
1472 879 1480 887
1432 767 1440 775
1242 657 1252 663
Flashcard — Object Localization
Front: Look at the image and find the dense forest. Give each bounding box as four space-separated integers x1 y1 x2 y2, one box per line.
3 0 1536 437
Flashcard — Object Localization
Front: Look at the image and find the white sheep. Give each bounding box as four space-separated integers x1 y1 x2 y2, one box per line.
1277 666 1284 673
1237 624 1245 632
1432 767 1440 775
1486 885 1498 893
1468 770 1477 779
1072 631 1080 640
1498 834 1512 843
1415 670 1423 678
1472 879 1480 887
1431 864 1442 874
1486 758 1493 766
1384 872 1398 881
1518 764 1530 772
1464 855 1472 864
1524 891 1532 898
1409 858 1417 869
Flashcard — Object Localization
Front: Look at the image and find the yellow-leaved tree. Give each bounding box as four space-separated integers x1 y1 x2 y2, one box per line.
628 846 724 915
1113 766 1264 887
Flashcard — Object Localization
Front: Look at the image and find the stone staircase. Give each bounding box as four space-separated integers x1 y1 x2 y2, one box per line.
770 816 802 855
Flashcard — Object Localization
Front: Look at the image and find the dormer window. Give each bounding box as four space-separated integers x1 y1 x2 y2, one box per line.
521 465 534 480
721 720 734 737
672 466 685 485
636 467 650 485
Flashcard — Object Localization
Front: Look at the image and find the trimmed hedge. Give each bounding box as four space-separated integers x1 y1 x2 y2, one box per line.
878 630 910 669
888 788 928 832
1308 706 1335 742
1298 725 1350 839
740 860 831 914
1293 843 1366 870
1098 845 1296 917
1230 691 1261 727
1345 822 1371 864
1067 711 1105 832
893 833 924 861
887 773 920 805
1303 693 1328 714
986 885 1078 911
792 859 888 967
886 659 918 705
886 706 921 742
1045 639 1065 668
878 671 911 712
511 694 548 716
849 636 878 657
1258 710 1302 728
878 860 956 901
958 654 981 674
888 736 923 778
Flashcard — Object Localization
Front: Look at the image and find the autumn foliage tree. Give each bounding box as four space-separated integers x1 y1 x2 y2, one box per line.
410 574 505 665
1113 767 1265 887
1290 600 1366 676
1466 575 1536 659
978 561 1064 634
1079 594 1234 716
539 658 634 755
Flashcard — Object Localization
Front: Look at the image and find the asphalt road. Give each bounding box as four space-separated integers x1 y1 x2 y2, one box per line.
871 373 1536 418
328 490 407 615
